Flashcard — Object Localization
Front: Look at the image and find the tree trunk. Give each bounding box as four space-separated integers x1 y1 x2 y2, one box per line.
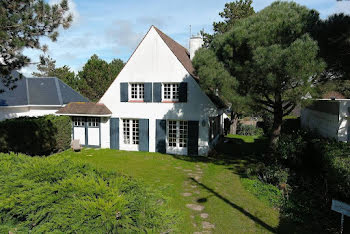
269 92 283 150
229 111 239 135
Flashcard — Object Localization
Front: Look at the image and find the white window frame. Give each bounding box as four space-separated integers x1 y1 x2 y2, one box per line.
162 83 179 102
166 120 188 155
73 117 85 127
129 83 144 101
121 119 139 150
87 117 99 128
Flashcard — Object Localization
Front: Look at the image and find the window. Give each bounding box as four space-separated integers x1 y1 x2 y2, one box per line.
130 83 144 100
163 83 179 101
123 119 139 145
87 117 99 127
167 120 188 148
73 117 84 127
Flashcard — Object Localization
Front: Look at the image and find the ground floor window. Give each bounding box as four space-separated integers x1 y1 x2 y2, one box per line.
167 120 188 148
123 119 139 145
73 117 84 127
87 117 99 127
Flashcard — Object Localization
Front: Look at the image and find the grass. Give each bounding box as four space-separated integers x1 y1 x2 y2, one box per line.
226 134 262 143
57 148 280 233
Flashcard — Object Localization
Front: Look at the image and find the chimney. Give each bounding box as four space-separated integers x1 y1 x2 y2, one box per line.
189 34 203 60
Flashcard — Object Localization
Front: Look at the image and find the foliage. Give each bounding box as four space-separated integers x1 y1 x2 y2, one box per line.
32 56 57 77
241 178 283 207
312 14 350 80
201 0 255 46
237 124 263 136
0 115 71 155
77 55 124 101
0 153 178 233
0 0 72 91
211 1 325 147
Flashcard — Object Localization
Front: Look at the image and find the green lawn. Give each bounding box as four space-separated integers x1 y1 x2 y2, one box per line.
57 147 280 233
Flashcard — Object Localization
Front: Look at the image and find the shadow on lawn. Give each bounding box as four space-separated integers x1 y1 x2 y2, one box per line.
190 177 277 233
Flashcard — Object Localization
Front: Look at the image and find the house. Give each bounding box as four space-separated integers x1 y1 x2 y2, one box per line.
56 26 226 155
0 71 88 121
301 99 350 142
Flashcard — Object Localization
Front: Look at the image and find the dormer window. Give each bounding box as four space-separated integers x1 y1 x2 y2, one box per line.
130 83 144 101
163 83 179 102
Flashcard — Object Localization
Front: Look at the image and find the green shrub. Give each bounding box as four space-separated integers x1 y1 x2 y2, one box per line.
241 178 283 207
237 124 263 136
0 115 71 155
0 153 178 233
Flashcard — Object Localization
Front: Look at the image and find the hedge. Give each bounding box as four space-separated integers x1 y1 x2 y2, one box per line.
0 115 71 155
0 153 178 233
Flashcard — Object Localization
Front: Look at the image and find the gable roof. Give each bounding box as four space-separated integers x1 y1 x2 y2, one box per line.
56 102 112 116
0 72 88 106
153 26 197 79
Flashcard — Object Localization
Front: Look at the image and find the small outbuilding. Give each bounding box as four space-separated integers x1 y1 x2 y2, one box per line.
301 99 350 142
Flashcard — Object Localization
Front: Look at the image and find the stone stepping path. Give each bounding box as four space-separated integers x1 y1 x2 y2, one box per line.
180 164 215 233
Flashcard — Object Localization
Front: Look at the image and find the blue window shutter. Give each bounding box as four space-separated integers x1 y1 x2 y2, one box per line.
110 118 119 149
153 83 162 102
139 119 149 151
188 121 199 155
156 119 166 153
120 83 128 102
179 82 187 102
144 83 152 102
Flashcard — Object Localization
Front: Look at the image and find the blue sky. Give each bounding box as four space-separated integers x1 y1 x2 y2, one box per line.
21 0 350 76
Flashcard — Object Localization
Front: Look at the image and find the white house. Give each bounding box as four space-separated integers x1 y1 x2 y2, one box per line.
0 71 88 121
57 26 226 156
301 99 350 142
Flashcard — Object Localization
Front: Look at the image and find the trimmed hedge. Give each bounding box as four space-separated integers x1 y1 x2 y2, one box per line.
0 153 178 233
0 115 71 155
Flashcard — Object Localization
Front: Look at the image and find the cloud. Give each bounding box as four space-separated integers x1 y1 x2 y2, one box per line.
136 16 172 28
49 0 80 25
335 1 350 15
105 20 144 51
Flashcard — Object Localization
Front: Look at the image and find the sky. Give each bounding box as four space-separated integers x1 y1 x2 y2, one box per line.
21 0 350 76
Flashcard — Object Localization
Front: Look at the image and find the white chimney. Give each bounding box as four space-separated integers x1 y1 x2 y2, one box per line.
189 34 203 60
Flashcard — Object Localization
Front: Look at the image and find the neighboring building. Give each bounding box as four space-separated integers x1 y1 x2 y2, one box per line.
57 26 226 156
0 71 88 121
301 99 350 142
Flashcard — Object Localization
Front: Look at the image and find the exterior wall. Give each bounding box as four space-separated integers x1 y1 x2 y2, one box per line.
301 100 350 142
301 108 339 140
100 27 220 155
0 106 60 121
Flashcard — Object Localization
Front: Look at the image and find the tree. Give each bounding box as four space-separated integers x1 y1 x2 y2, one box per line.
193 48 251 134
202 0 255 46
32 56 57 77
77 55 124 102
211 1 325 148
0 0 72 91
312 14 350 80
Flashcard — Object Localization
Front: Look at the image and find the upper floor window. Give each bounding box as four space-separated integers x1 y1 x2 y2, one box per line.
163 83 179 101
73 117 84 127
130 83 144 100
87 117 99 127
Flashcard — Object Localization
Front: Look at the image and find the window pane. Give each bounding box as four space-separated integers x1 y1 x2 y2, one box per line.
132 120 139 145
123 119 130 144
179 121 188 147
139 84 144 99
172 84 179 100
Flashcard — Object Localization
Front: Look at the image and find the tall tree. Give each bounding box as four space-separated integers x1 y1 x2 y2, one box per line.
32 56 57 77
202 0 255 46
193 48 251 134
77 55 124 102
0 0 72 91
211 1 325 148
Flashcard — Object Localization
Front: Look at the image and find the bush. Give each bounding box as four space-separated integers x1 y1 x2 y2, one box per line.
0 115 71 155
241 178 283 207
237 124 263 136
0 153 178 233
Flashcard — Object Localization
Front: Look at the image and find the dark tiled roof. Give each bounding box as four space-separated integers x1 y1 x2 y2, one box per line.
56 102 112 116
153 26 197 80
0 72 88 106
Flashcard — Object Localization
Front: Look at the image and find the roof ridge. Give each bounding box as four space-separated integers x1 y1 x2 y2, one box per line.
152 26 189 53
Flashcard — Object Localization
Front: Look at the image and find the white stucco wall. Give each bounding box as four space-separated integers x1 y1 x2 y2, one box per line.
0 106 61 121
301 100 350 142
99 27 220 155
